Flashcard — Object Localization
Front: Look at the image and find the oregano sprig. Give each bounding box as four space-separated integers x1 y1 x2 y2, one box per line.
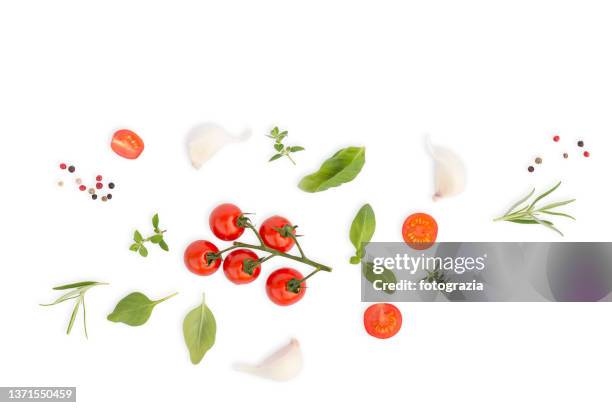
130 213 169 257
267 126 304 165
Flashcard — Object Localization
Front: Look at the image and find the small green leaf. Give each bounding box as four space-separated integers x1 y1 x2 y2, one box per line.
289 146 304 152
152 214 159 229
134 230 143 243
129 243 140 251
159 239 169 251
108 292 177 327
271 127 279 136
150 235 163 244
269 153 283 162
274 143 284 152
67 298 81 335
183 294 216 365
139 246 148 257
298 146 366 193
362 262 397 294
349 204 376 263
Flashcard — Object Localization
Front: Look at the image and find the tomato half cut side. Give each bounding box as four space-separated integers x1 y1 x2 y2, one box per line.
402 212 438 250
111 129 145 159
363 303 402 339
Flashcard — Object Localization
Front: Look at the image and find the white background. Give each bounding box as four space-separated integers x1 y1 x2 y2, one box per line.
1 1 611 407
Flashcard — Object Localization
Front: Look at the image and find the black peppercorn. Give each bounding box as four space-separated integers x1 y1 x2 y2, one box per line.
563 153 569 159
108 182 115 189
106 194 112 200
92 194 97 200
528 166 535 173
577 140 584 147
68 165 75 173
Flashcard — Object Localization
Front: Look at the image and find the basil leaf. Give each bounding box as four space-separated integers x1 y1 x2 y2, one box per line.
108 292 176 327
183 294 216 365
362 262 397 294
298 146 365 192
349 204 375 264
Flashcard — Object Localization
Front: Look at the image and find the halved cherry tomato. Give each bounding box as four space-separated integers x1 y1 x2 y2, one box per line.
184 240 220 276
402 212 438 250
209 203 245 241
111 129 144 159
223 249 260 284
259 216 295 252
266 268 305 306
363 303 402 339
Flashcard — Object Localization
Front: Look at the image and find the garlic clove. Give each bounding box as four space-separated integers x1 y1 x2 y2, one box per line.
426 136 466 201
187 123 251 169
233 338 303 381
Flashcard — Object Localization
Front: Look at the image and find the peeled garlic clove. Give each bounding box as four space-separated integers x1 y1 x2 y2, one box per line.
233 338 303 381
187 123 251 169
426 136 466 201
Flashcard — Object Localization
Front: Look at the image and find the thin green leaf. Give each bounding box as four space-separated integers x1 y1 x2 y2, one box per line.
134 230 143 243
82 296 88 338
508 218 553 225
278 130 288 138
527 181 561 211
536 199 576 212
269 153 283 162
53 281 100 290
40 289 82 306
289 146 305 152
539 210 575 220
531 216 563 236
139 246 148 257
152 214 159 229
67 298 81 335
504 188 535 216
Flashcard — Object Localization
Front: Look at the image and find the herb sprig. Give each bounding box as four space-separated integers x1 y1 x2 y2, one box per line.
494 181 575 236
267 126 304 165
130 213 169 257
41 281 107 338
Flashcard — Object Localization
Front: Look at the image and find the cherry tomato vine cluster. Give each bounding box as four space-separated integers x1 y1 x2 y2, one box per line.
183 204 332 306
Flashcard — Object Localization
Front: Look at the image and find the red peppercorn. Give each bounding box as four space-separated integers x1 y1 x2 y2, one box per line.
60 163 67 170
79 185 86 191
96 182 103 189
553 135 560 142
584 151 590 158
96 175 102 181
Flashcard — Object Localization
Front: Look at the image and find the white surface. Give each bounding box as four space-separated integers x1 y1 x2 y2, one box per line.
1 1 611 407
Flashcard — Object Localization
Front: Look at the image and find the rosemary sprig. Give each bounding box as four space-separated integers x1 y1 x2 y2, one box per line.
40 281 107 338
493 181 575 236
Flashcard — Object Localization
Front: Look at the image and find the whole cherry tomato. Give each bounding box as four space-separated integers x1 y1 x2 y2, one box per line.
184 240 221 276
363 303 402 339
209 203 245 241
402 212 438 250
111 129 144 159
259 216 295 252
266 268 305 306
223 249 261 284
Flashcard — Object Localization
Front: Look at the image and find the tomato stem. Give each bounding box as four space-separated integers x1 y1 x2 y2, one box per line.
230 241 332 272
